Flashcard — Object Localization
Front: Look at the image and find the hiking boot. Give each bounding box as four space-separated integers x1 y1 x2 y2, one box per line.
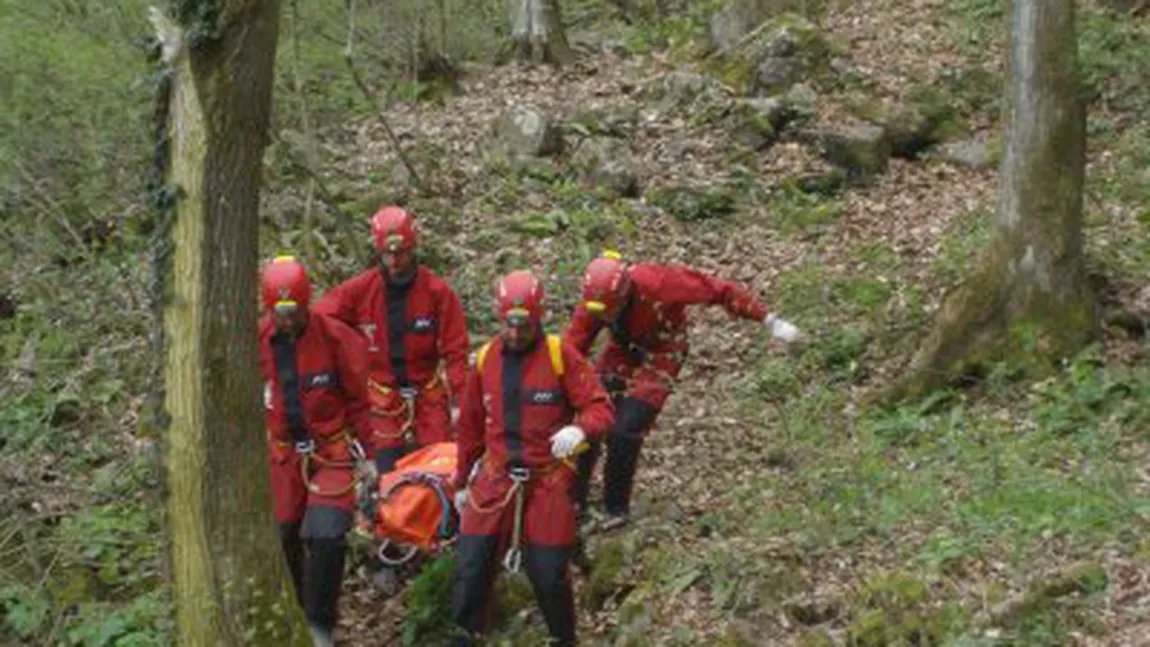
308 623 335 647
600 512 629 533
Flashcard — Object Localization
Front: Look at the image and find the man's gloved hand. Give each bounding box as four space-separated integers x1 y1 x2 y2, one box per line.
550 425 586 459
764 314 802 343
453 489 469 514
450 405 461 425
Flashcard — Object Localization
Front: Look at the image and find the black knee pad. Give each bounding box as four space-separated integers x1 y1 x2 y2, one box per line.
300 506 352 539
612 397 657 440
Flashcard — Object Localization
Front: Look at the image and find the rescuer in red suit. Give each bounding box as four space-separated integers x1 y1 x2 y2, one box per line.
257 256 373 646
449 270 615 647
565 251 802 531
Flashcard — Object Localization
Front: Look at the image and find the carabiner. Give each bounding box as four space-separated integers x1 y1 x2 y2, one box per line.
502 546 523 573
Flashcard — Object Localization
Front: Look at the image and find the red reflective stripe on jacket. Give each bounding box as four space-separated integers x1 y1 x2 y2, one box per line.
312 265 470 400
453 335 614 489
259 312 372 444
564 263 769 358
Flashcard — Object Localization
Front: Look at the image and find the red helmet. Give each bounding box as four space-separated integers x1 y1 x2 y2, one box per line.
261 256 311 310
371 206 417 252
581 251 630 315
494 270 545 326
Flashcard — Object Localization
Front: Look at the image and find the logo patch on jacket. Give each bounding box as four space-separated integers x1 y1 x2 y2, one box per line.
411 316 436 333
304 372 338 390
525 389 565 406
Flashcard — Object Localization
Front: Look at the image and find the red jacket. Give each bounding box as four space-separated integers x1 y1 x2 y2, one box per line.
313 266 470 400
454 335 614 488
259 312 372 445
565 263 769 359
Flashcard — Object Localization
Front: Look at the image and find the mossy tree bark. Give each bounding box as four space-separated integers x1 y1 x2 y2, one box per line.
894 0 1097 399
508 0 574 65
152 1 309 644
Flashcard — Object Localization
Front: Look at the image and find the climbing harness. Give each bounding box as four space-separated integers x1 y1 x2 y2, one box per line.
467 444 588 574
367 374 441 444
273 429 369 497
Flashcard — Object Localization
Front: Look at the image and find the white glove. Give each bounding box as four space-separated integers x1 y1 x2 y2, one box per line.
764 314 801 343
550 425 586 459
450 405 461 425
454 489 469 514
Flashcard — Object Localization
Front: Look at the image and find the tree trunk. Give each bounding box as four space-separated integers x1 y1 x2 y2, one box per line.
893 0 1096 399
508 0 574 65
151 1 309 644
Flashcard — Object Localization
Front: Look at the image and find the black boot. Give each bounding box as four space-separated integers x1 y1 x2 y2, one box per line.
573 438 602 521
524 545 576 647
299 506 352 637
304 536 347 636
602 397 657 523
277 522 305 607
603 433 643 525
450 535 499 647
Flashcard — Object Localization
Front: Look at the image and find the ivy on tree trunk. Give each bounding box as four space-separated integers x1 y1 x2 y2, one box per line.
152 0 311 644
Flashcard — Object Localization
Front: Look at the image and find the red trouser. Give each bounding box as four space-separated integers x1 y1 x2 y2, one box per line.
367 378 452 455
460 463 577 546
270 435 356 636
452 464 577 646
597 341 687 414
268 434 357 525
577 343 687 517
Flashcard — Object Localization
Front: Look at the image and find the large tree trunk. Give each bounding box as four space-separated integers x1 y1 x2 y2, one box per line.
893 0 1096 399
508 0 574 65
151 1 309 644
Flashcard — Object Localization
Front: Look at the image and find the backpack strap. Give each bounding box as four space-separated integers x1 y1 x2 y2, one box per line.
475 336 564 377
546 334 564 377
475 341 493 371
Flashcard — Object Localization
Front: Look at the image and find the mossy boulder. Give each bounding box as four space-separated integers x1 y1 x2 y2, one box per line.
714 13 830 97
812 122 891 182
708 0 825 53
570 137 642 198
728 97 790 149
849 87 965 159
491 104 564 159
933 131 1000 169
642 70 728 118
569 104 641 138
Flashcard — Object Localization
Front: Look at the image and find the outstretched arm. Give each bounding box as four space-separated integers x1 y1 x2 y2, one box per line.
647 265 769 322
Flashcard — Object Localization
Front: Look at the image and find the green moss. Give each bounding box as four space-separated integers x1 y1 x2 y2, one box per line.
647 184 738 221
170 0 222 48
712 12 831 95
845 572 964 646
582 536 628 610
